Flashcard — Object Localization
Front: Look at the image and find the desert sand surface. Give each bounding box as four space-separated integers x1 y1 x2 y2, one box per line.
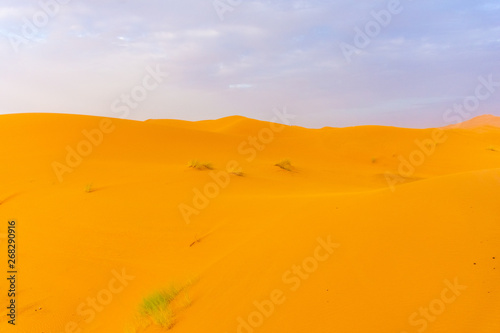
0 113 499 333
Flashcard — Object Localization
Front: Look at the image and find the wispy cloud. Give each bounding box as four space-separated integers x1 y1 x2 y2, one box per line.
0 0 498 128
229 84 253 89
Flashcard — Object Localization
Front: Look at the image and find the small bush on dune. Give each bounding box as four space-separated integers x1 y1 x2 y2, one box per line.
227 167 244 177
487 145 499 152
137 286 180 330
274 159 293 171
187 160 214 170
84 183 93 193
140 292 175 328
133 283 193 332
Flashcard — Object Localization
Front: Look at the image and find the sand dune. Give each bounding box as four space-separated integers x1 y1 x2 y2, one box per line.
0 113 499 333
445 114 500 129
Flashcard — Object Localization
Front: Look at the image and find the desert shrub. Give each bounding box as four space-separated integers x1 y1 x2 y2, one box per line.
274 159 293 171
133 283 192 332
227 167 244 176
188 160 214 170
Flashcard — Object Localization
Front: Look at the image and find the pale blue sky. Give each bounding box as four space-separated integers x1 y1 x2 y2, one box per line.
0 0 499 128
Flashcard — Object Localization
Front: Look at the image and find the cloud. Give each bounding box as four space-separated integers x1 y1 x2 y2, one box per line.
229 84 253 89
0 0 498 128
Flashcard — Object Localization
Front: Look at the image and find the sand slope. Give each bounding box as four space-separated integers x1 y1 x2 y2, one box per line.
0 113 499 333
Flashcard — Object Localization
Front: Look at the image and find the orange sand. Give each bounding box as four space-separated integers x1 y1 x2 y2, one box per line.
0 113 499 333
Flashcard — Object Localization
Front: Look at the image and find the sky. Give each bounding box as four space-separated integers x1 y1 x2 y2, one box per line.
0 0 499 128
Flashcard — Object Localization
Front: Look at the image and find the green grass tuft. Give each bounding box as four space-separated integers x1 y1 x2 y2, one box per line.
227 166 244 177
133 282 193 332
138 286 181 329
84 183 93 193
188 160 214 170
274 159 293 171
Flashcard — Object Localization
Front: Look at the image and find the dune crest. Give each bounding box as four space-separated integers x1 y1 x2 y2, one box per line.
444 114 500 129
